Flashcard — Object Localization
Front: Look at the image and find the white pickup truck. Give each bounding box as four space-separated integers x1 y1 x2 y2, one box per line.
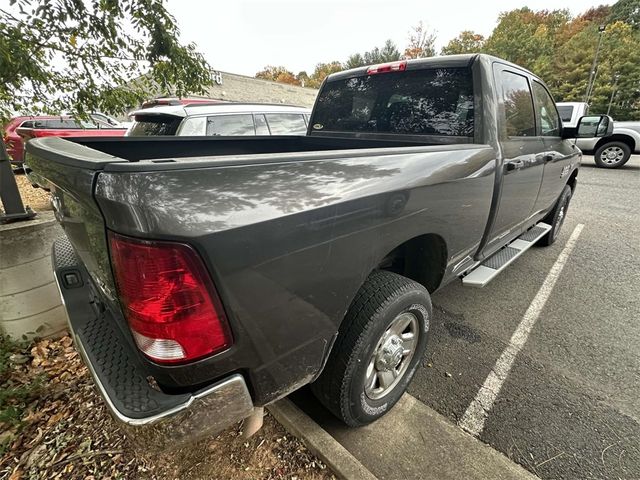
557 102 640 168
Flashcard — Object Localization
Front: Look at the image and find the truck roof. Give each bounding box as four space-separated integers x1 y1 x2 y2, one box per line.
326 53 535 82
129 103 311 118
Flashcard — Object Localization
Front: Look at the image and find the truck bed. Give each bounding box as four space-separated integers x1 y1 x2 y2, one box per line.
26 135 474 170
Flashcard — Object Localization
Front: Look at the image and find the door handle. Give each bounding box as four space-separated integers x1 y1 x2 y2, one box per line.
544 154 554 162
506 160 524 171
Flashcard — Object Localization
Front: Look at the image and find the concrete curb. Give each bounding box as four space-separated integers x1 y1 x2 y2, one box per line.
267 398 377 480
0 211 67 339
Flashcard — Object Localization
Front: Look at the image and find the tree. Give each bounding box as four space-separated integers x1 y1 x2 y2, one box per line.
483 8 571 78
475 4 640 120
0 0 212 122
0 0 212 221
344 53 366 69
608 0 640 29
307 61 343 88
379 39 402 62
404 22 436 59
441 31 485 55
296 71 310 87
255 66 301 85
363 39 402 64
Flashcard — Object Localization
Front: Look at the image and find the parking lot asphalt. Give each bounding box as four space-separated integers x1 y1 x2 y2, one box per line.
298 155 640 480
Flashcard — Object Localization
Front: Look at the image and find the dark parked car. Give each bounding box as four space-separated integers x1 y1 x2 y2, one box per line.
26 54 610 450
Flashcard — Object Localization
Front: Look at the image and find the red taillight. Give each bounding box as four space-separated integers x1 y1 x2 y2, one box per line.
108 232 232 364
367 60 407 75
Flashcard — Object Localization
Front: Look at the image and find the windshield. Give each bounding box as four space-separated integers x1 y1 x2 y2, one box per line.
557 105 574 123
128 114 182 136
311 67 474 137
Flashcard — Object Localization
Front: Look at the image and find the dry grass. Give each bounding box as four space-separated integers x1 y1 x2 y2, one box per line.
13 172 52 213
0 336 335 480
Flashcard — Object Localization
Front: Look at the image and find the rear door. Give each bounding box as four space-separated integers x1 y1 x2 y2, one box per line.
531 81 576 213
487 65 545 243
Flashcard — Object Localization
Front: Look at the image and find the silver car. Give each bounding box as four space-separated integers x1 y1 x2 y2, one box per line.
127 103 311 137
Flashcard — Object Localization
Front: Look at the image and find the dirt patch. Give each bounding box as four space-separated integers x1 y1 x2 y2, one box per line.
12 172 52 213
0 336 335 480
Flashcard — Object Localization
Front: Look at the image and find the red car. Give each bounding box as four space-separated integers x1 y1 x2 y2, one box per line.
3 116 127 165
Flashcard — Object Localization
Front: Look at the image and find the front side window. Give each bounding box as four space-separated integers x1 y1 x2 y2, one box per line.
206 114 255 136
265 114 307 135
500 71 535 137
532 82 561 136
41 119 98 129
311 67 474 137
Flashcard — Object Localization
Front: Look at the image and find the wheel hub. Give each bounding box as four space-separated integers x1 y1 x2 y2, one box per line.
375 335 404 371
602 147 623 164
364 311 420 400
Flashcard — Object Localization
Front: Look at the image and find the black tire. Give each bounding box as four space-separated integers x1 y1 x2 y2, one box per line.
311 270 431 426
538 185 572 246
594 141 632 169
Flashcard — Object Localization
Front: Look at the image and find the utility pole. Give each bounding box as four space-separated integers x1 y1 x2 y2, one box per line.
607 74 620 116
0 140 36 223
584 24 606 105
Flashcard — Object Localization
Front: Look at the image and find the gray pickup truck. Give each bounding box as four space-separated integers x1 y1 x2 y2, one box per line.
26 54 611 451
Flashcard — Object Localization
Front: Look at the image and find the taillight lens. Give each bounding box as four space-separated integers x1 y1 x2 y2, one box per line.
108 232 232 364
367 60 407 75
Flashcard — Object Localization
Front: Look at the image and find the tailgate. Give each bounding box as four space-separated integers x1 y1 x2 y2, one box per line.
25 136 127 305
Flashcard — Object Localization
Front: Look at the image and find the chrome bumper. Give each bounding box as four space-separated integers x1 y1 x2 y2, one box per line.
52 236 255 452
76 336 254 451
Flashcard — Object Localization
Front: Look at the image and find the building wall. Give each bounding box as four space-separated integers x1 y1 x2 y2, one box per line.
199 71 318 107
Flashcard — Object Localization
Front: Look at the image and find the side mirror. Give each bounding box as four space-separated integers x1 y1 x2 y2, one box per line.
575 115 614 138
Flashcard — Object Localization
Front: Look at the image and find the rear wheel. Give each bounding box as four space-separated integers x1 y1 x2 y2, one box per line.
311 270 431 426
538 185 572 247
594 141 631 169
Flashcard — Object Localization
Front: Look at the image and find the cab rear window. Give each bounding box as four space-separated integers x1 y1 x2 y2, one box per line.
311 67 474 137
557 105 574 123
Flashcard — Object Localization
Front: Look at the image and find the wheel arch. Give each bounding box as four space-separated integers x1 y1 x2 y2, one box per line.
376 233 448 293
567 168 578 192
594 134 635 153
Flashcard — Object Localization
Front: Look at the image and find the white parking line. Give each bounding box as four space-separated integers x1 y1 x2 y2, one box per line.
458 224 585 437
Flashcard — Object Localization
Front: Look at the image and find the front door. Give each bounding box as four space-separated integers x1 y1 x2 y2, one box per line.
531 81 579 213
487 65 545 247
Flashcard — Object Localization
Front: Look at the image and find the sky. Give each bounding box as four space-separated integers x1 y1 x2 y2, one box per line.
166 0 615 77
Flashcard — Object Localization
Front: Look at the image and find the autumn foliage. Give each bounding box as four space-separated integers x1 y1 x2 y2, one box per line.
257 1 640 120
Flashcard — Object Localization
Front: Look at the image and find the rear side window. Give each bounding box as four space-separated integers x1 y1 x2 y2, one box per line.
19 120 35 128
206 114 255 136
532 81 561 136
500 71 535 137
311 68 474 137
557 105 574 123
129 115 182 136
265 114 307 135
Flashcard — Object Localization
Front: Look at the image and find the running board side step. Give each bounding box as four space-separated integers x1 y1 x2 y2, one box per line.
461 223 552 288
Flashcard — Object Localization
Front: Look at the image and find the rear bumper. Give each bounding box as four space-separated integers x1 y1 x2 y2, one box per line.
52 236 255 451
